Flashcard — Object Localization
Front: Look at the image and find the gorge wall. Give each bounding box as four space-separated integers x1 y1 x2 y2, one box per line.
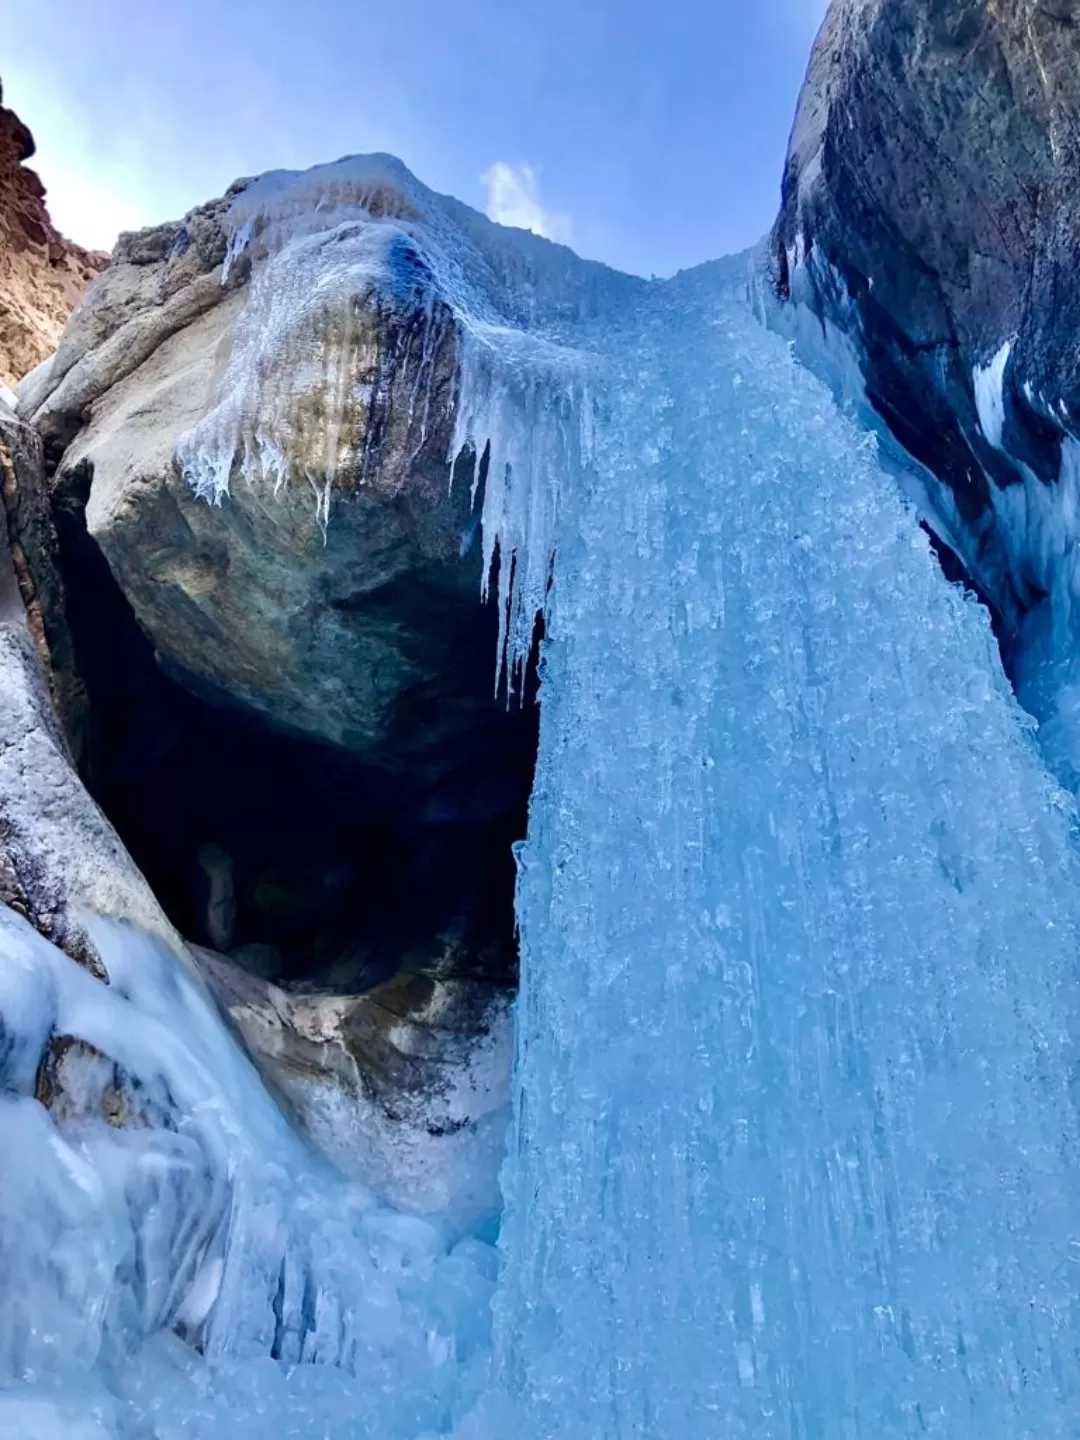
0 82 106 392
772 0 1080 786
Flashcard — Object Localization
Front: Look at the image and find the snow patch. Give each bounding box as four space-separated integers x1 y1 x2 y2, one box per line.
973 340 1012 449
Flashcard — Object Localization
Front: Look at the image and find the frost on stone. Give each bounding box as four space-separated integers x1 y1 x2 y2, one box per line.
177 154 625 688
177 219 455 530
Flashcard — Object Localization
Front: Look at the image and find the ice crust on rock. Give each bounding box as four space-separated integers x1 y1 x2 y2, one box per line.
972 341 1012 451
193 946 515 1236
177 155 634 686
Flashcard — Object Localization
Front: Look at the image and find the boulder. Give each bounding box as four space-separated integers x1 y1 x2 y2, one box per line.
17 154 610 775
0 151 616 1187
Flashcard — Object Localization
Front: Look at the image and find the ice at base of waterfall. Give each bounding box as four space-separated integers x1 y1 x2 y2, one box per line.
0 909 496 1440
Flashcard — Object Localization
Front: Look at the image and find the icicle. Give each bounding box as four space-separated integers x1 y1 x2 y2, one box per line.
449 322 594 694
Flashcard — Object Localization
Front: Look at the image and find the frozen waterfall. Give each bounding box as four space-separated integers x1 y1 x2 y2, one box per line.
479 258 1080 1437
4 167 1080 1438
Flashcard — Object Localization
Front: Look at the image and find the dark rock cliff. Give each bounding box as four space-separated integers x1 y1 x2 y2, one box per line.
773 0 1080 640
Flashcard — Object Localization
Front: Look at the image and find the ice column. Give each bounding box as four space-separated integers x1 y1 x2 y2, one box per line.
487 266 1080 1439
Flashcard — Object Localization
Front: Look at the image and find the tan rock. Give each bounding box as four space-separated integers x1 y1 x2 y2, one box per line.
20 166 508 771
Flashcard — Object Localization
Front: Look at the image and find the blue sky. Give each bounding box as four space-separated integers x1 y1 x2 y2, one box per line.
3 0 826 277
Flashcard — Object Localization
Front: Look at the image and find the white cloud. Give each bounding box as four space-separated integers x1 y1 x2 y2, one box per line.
481 161 572 245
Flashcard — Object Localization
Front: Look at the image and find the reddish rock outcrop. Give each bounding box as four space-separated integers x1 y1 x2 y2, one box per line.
0 81 107 389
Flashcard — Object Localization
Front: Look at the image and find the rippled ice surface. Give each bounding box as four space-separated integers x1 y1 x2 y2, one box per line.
481 261 1080 1438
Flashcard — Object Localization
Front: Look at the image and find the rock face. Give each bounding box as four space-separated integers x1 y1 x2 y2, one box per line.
773 0 1080 636
0 396 87 751
194 946 510 1230
0 82 106 390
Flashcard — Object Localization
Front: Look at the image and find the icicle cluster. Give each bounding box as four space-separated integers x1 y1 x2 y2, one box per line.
451 322 595 689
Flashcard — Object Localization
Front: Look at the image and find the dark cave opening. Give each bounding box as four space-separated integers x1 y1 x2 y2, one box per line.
50 468 539 998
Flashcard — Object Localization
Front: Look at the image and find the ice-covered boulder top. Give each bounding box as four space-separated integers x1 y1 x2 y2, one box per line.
19 150 644 446
221 152 641 336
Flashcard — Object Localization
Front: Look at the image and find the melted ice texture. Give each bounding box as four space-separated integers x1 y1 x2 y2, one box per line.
5 161 1080 1437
